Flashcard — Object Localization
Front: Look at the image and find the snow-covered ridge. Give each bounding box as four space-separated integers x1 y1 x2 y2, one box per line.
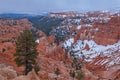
63 38 120 62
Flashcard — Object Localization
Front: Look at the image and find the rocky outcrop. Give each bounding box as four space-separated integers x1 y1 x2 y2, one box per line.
0 19 34 74
0 12 120 80
74 17 120 46
0 64 17 80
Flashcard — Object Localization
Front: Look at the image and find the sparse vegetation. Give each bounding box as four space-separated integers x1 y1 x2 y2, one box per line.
29 16 64 35
69 70 75 79
76 70 83 80
55 68 60 80
2 48 6 53
69 51 83 80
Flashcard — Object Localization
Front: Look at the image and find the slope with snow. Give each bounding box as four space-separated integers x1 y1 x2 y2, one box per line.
63 38 120 66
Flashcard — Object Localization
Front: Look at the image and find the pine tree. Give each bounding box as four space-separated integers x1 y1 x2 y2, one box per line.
14 30 38 75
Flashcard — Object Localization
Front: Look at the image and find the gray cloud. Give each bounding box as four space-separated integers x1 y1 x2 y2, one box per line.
0 0 120 14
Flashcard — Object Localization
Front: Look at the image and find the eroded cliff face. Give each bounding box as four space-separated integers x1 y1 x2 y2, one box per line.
0 19 34 74
84 17 120 79
73 17 120 45
0 13 120 80
0 18 75 80
0 64 17 80
61 17 120 80
36 35 73 80
35 16 120 79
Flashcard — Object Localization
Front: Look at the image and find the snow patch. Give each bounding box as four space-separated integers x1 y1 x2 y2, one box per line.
63 39 120 62
76 25 81 30
35 39 40 43
63 38 74 49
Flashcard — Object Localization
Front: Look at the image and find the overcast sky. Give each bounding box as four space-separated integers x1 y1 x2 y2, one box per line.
0 0 120 14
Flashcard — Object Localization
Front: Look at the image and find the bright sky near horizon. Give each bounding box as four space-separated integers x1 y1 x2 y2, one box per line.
0 0 120 14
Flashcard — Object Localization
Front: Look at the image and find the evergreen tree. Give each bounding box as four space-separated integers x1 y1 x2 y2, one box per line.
14 30 38 75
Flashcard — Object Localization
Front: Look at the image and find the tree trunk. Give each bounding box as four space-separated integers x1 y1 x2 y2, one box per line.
25 60 28 75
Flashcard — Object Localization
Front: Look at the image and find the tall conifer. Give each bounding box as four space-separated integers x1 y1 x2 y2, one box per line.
14 30 38 75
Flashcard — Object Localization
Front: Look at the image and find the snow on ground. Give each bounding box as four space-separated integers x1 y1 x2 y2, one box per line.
63 38 120 62
35 39 40 43
76 25 81 30
63 38 74 49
